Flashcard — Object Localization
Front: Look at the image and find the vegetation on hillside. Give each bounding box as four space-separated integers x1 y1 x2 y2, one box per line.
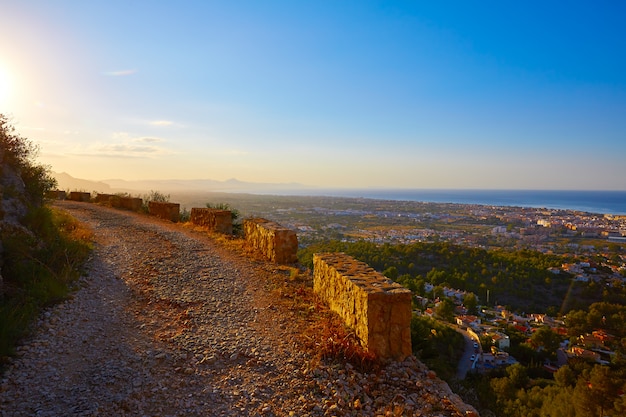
0 115 93 363
298 240 590 312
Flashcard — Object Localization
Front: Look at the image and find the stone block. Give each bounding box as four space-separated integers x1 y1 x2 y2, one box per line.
119 197 143 211
68 192 91 202
95 193 114 204
190 208 232 234
148 201 180 222
243 218 298 263
46 190 66 200
313 252 412 361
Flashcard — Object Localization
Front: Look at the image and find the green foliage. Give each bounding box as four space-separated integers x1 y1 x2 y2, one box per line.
145 190 170 202
298 239 575 311
0 114 57 205
205 202 240 221
530 326 562 361
463 292 478 314
410 315 465 380
434 298 455 322
179 207 191 222
468 362 626 417
0 207 92 360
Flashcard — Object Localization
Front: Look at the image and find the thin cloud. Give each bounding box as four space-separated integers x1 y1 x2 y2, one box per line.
69 133 173 159
132 137 164 143
149 120 174 126
100 144 160 154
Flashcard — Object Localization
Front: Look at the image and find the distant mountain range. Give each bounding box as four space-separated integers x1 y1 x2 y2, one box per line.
51 172 314 194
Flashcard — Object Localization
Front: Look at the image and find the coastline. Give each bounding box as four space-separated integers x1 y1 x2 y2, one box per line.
267 189 626 215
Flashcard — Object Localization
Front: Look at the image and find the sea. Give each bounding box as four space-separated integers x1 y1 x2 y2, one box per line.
303 189 626 215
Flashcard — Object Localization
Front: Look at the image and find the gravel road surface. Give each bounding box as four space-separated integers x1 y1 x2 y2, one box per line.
0 201 477 417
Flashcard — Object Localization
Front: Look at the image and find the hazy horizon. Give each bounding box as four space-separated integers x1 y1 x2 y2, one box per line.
54 171 626 193
2 2 626 190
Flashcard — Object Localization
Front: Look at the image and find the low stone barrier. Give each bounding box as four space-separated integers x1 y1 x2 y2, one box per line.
95 193 114 204
95 194 142 211
118 196 142 211
46 190 66 200
190 208 232 234
148 201 180 222
313 252 412 361
243 218 297 263
68 192 91 202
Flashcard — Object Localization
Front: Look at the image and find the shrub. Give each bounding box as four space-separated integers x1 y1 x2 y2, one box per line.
142 190 170 212
0 114 57 205
0 206 92 361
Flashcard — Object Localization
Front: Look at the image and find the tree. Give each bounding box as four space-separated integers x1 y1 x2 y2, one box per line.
463 292 478 314
434 298 455 322
382 266 398 280
0 114 56 205
554 365 576 388
530 326 562 359
573 365 620 417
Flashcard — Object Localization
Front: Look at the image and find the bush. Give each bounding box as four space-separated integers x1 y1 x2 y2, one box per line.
411 315 465 380
0 207 92 361
141 190 170 212
0 114 57 205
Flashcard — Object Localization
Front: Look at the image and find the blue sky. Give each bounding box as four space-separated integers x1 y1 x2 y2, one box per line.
1 1 625 190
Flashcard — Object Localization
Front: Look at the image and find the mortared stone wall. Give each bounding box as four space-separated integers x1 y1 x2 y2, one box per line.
313 252 412 361
190 208 232 234
148 201 180 222
243 218 298 264
68 192 91 202
96 194 143 211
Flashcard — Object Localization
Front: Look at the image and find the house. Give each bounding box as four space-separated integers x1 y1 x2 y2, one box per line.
592 330 615 344
490 332 511 349
579 334 604 349
569 346 601 363
456 315 481 329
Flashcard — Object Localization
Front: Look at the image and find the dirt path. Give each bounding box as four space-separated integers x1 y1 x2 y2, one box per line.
0 201 476 417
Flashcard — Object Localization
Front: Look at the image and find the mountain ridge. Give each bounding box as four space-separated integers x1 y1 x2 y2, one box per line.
52 172 314 194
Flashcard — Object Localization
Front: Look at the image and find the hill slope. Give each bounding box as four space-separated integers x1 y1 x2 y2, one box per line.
0 201 477 416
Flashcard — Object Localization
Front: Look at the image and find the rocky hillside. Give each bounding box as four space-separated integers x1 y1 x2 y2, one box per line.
0 121 33 293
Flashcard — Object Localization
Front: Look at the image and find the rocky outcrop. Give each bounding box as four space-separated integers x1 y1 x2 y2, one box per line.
313 252 413 361
190 208 232 234
243 218 298 263
0 147 31 295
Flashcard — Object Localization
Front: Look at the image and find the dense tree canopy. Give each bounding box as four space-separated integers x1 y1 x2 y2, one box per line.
299 239 574 311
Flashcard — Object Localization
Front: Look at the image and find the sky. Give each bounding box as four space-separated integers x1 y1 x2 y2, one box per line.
1 1 625 190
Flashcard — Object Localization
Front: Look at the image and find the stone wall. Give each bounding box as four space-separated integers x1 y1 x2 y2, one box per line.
95 193 114 204
116 196 143 211
96 194 142 211
190 208 232 234
45 190 66 200
68 192 91 202
243 218 298 264
148 201 180 222
313 252 412 361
